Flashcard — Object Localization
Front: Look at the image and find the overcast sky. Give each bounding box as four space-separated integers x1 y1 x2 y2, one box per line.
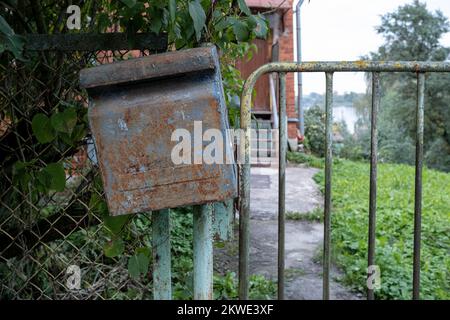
294 0 450 94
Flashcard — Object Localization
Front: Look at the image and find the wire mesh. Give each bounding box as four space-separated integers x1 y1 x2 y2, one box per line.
0 49 157 299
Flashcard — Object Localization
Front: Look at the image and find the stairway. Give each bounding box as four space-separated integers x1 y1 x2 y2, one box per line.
250 119 278 167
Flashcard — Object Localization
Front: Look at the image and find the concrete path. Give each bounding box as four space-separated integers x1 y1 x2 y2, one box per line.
248 165 362 300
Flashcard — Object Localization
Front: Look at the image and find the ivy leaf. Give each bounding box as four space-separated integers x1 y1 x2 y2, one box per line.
71 124 87 142
169 0 177 24
136 247 151 257
120 0 137 8
0 15 14 36
59 124 86 146
42 162 66 192
215 16 230 32
128 253 150 279
237 0 252 16
188 0 206 41
0 15 25 60
150 15 162 34
51 108 77 135
32 113 56 144
252 14 268 39
89 193 108 217
104 214 130 235
232 20 249 42
12 161 31 190
104 238 124 258
96 12 110 31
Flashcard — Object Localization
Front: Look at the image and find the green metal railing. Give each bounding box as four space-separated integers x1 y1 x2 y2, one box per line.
238 61 450 300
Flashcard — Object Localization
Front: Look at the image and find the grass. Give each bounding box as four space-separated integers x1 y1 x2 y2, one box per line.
287 151 325 168
310 158 450 300
288 152 449 299
286 208 323 222
213 272 276 300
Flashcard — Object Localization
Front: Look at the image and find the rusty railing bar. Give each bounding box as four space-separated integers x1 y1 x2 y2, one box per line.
152 209 172 300
367 72 381 300
278 72 287 300
193 204 214 300
239 81 252 300
239 61 450 75
323 72 334 300
413 72 425 300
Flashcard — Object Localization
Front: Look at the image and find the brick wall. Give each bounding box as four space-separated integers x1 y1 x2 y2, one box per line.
277 1 298 139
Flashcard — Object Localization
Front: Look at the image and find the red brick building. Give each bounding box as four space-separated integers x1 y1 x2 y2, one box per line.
236 0 298 141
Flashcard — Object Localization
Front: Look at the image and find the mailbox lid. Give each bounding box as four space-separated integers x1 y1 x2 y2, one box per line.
80 46 218 89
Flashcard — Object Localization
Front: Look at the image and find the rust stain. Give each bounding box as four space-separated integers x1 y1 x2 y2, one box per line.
355 60 368 69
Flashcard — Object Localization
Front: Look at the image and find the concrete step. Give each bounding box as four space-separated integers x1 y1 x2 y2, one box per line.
250 157 277 167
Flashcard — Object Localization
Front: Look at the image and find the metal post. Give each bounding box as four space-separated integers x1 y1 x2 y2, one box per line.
367 72 380 300
278 73 287 300
193 204 213 300
413 72 425 300
239 82 252 300
323 72 333 300
152 209 172 300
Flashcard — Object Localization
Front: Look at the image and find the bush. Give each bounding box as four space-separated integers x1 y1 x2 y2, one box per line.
304 105 353 158
425 138 450 173
304 105 327 157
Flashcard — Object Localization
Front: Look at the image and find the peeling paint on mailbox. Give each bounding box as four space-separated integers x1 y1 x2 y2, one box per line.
80 46 237 216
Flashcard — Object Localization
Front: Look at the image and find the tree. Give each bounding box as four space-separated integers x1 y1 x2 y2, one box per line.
373 0 449 61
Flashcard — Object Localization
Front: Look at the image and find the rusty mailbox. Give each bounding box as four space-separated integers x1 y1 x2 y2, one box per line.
80 46 237 216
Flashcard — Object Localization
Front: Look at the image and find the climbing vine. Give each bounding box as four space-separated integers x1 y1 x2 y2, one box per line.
0 0 269 289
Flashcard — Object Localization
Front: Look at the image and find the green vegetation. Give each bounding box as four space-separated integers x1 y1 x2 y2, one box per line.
296 5 450 298
313 159 450 300
214 272 276 300
287 151 325 169
286 208 323 222
169 208 275 300
302 1 450 173
1 0 271 299
288 151 449 299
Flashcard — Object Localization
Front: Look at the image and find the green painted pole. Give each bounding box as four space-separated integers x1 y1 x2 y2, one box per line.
152 209 172 300
193 204 214 300
213 199 234 241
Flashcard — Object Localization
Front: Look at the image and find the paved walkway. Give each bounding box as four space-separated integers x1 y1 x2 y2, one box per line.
248 165 361 300
213 165 362 299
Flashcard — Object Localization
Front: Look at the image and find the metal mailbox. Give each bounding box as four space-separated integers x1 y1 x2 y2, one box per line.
80 46 237 216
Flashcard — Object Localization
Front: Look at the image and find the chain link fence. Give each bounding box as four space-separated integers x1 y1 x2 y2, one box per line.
0 48 160 299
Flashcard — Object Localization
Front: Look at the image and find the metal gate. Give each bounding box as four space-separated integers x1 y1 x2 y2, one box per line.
238 61 450 300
